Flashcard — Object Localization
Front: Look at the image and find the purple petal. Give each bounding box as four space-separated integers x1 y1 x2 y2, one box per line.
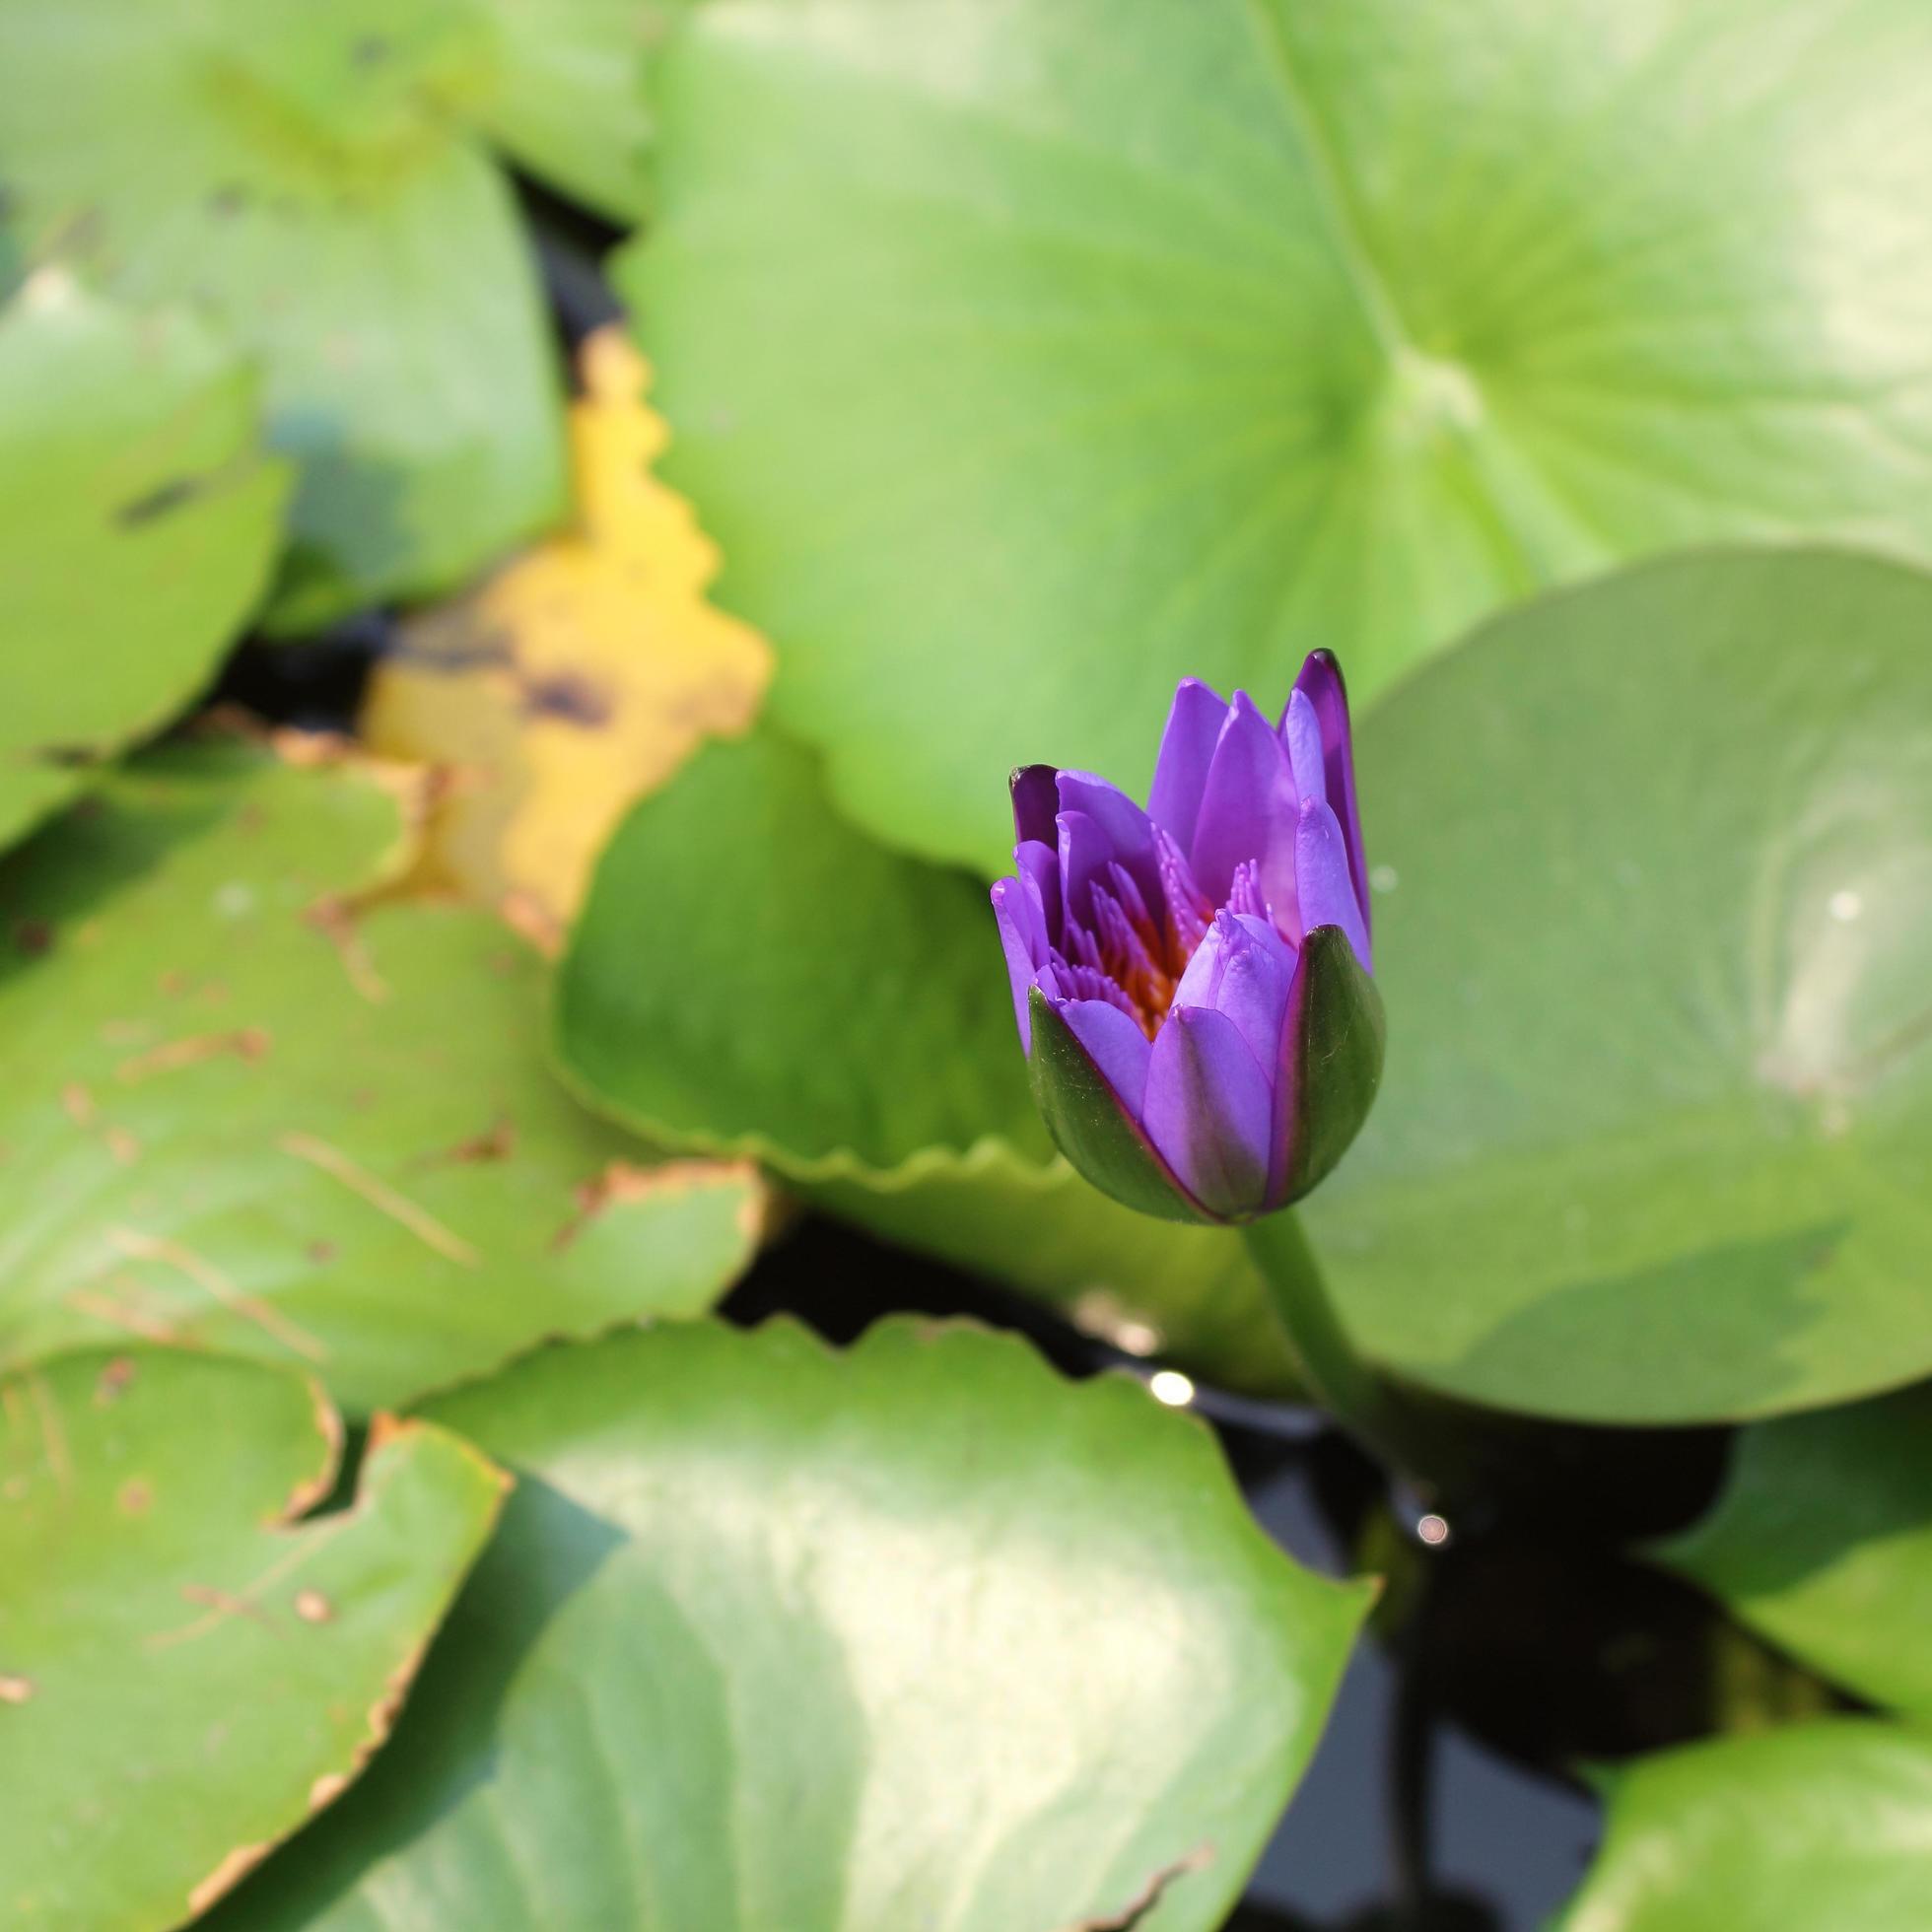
1169 913 1229 1012
1292 797 1372 966
1281 688 1325 805
1010 764 1060 848
1189 691 1299 912
1015 837 1061 941
1265 939 1313 1204
1142 1006 1274 1218
1211 937 1290 1072
1057 770 1161 918
992 876 1047 1050
1056 808 1114 932
1147 677 1229 855
1061 998 1153 1115
1171 910 1294 1070
1293 651 1369 932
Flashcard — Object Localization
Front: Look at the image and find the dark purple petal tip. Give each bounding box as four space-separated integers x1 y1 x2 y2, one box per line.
1009 763 1060 847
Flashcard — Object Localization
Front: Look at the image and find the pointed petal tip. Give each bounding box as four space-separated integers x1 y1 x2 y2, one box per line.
1189 689 1296 909
1289 652 1369 937
1009 763 1060 847
1149 677 1233 855
1296 648 1346 695
1172 673 1227 705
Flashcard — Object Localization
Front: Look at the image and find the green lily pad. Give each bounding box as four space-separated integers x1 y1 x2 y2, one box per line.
210 1318 1370 1931
626 0 1932 873
555 727 1300 1392
474 0 693 221
0 0 566 624
1653 1385 1932 1720
1557 1720 1932 1931
0 738 763 1411
0 275 285 851
0 1345 505 1930
1299 548 1932 1423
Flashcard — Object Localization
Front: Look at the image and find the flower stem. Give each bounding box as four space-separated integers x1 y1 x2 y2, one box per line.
1244 1213 1470 1508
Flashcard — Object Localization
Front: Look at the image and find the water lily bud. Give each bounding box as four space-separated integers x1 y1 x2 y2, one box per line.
993 653 1384 1223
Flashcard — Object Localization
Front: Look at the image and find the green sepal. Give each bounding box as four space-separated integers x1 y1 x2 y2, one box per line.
1279 925 1386 1204
1026 987 1215 1224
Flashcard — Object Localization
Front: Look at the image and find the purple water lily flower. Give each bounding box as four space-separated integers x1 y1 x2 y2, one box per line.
993 653 1384 1224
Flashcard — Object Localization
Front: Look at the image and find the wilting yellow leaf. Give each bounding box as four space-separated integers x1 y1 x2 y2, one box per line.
364 326 772 938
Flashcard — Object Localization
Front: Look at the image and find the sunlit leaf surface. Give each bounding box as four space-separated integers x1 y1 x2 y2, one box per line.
0 738 763 1411
0 275 284 851
630 0 1932 872
0 0 566 622
1557 1721 1932 1932
1301 549 1932 1422
473 0 694 220
213 1319 1368 1931
0 1346 504 1930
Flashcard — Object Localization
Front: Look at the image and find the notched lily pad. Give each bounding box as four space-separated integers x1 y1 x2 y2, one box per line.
209 1318 1370 1932
0 734 765 1411
0 1345 506 1930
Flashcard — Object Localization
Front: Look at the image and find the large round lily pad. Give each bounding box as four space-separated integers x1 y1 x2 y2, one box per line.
627 0 1932 873
0 1346 505 1929
212 1318 1369 1931
1557 1721 1932 1931
1299 548 1932 1423
1653 1385 1932 1720
0 275 284 851
0 737 763 1412
0 0 565 623
555 727 1300 1391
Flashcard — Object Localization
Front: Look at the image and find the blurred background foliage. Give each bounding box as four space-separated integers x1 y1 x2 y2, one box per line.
0 2 1929 1927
